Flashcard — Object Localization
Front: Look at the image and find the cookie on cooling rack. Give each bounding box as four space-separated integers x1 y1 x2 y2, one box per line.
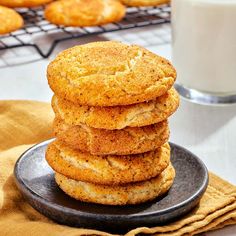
55 163 175 205
121 0 170 7
44 0 126 27
46 140 171 185
0 0 53 8
0 6 23 35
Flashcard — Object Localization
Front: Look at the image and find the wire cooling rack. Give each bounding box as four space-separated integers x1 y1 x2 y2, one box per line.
0 5 170 58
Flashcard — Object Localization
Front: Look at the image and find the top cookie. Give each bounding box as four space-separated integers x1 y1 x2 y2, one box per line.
45 0 125 27
0 6 23 35
47 41 176 106
121 0 169 7
0 0 53 8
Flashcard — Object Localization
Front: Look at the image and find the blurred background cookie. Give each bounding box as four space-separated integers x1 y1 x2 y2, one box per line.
121 0 169 7
0 6 23 35
0 0 53 8
45 0 125 27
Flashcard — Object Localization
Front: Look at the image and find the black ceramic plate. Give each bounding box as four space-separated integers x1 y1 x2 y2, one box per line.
14 140 208 233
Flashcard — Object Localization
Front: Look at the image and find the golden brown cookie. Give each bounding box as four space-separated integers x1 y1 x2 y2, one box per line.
121 0 169 7
45 0 125 27
0 0 53 8
55 163 175 205
0 6 23 35
47 41 176 106
53 117 169 155
46 141 171 185
52 87 179 130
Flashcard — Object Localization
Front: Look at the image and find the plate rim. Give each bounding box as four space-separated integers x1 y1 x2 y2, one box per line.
14 139 209 220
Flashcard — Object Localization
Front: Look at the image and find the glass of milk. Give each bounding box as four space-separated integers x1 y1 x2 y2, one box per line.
172 0 236 104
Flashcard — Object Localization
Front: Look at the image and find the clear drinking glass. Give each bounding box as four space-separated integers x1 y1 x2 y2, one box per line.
172 0 236 104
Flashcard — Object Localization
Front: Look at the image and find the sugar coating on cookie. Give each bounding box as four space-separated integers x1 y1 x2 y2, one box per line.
55 163 175 205
47 41 176 106
45 0 125 27
0 6 23 34
0 0 53 7
121 0 169 7
53 118 169 155
46 141 171 185
52 88 179 130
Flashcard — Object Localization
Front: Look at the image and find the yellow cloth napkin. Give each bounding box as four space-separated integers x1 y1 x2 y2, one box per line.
0 100 236 236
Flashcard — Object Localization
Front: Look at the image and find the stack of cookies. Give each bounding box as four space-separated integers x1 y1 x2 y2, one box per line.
46 41 179 205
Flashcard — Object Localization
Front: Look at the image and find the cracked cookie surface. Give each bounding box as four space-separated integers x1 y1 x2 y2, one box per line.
52 87 179 130
47 41 176 106
45 0 125 27
46 140 171 185
55 163 175 205
53 118 169 155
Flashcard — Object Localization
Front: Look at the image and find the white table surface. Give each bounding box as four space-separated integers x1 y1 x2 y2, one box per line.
0 24 236 235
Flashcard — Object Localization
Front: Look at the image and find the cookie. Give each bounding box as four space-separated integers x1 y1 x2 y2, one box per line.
0 6 23 35
45 0 125 27
52 87 179 130
46 141 171 185
121 0 169 7
55 163 175 205
53 117 169 155
47 41 176 106
0 0 53 8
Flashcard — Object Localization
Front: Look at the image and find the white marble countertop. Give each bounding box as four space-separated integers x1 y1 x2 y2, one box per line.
0 24 236 235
